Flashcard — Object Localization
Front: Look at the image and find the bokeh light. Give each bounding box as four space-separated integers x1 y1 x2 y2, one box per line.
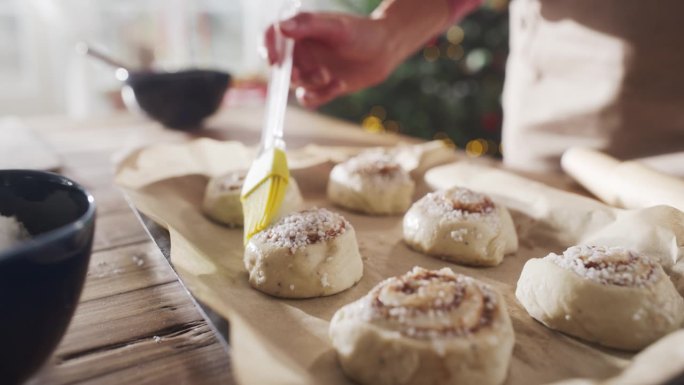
446 25 464 45
465 138 489 157
362 115 384 133
423 46 440 62
465 48 491 73
446 44 464 61
433 131 456 148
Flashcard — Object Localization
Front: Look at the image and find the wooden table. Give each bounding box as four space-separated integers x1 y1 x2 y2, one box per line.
25 107 407 385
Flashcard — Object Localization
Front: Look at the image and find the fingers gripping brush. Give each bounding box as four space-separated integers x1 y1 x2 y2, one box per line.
241 0 300 243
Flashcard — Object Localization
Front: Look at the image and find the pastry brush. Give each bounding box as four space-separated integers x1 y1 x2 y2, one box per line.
241 0 300 243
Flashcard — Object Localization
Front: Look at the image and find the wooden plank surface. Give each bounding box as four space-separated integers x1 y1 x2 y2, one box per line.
27 113 231 385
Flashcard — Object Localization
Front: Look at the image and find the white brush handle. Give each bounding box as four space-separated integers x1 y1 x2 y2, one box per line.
261 0 301 151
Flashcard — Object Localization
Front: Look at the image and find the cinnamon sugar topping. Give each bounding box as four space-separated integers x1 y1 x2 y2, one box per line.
255 208 348 253
421 187 496 220
364 267 498 339
547 245 660 287
343 152 409 181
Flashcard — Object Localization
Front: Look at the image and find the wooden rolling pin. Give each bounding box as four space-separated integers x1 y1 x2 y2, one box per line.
561 147 684 211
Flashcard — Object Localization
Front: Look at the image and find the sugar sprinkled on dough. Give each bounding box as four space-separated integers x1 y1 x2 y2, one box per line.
547 245 660 287
359 267 498 340
450 228 468 242
256 208 348 253
321 273 331 288
419 187 497 222
341 152 412 186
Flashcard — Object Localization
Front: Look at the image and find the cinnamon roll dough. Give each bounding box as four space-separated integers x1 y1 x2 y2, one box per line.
516 245 684 351
403 187 518 266
330 267 515 385
327 152 415 215
202 171 303 227
244 208 363 298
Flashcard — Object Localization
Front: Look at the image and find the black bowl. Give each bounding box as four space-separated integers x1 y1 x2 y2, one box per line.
0 170 96 385
123 69 231 130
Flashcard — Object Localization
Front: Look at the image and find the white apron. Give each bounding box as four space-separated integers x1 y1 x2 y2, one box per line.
502 0 684 172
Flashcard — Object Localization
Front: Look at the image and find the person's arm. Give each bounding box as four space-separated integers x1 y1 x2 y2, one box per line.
265 0 480 108
371 0 473 60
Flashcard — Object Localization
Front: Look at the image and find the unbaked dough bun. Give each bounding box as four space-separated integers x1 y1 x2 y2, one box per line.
202 171 303 227
403 187 518 266
244 208 363 298
516 245 684 351
327 152 415 215
330 267 515 385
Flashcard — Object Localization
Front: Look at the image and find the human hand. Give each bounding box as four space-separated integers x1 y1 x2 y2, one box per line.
265 0 480 108
265 13 401 108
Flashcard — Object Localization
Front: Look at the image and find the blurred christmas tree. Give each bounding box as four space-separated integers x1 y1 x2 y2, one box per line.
319 0 509 158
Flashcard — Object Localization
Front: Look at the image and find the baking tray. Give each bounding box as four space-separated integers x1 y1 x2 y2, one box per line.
129 204 684 385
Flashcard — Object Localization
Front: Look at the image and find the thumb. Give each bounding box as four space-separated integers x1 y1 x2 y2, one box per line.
279 12 351 45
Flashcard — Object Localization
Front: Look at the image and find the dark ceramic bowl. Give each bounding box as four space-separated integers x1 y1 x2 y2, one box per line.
122 69 231 130
0 170 96 385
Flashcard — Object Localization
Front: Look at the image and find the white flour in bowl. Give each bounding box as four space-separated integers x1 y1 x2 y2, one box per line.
0 215 28 252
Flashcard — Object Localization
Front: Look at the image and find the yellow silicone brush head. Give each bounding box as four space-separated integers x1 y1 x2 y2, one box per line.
241 148 289 243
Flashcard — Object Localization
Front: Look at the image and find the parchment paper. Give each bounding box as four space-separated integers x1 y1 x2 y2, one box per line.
638 152 684 178
548 330 684 385
114 139 684 385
